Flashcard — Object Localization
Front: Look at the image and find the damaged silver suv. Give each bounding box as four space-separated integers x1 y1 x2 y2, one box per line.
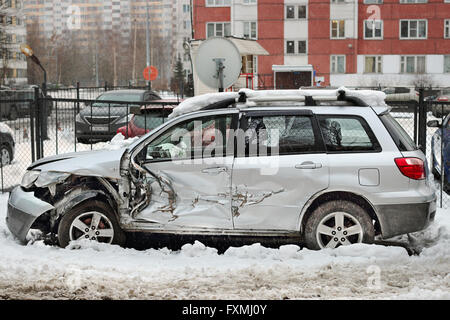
6 88 436 250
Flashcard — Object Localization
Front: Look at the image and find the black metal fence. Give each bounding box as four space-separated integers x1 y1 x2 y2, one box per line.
0 86 448 210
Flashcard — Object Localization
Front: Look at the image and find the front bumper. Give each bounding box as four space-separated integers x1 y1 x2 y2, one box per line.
375 197 437 239
6 186 54 243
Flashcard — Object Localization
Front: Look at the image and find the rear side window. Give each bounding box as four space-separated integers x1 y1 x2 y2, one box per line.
240 114 322 157
379 113 417 151
318 115 381 152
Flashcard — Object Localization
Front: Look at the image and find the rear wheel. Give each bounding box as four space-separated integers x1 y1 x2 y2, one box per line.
304 200 374 250
57 200 126 248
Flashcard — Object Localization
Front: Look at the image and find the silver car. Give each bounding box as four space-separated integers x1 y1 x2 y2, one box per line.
6 88 436 250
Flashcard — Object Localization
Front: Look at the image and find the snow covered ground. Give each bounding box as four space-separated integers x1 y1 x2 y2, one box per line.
0 191 448 300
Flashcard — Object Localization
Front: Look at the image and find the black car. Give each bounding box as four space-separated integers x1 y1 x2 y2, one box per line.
0 122 15 166
75 89 161 143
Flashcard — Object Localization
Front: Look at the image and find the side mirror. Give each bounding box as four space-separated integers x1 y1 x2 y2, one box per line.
427 120 441 128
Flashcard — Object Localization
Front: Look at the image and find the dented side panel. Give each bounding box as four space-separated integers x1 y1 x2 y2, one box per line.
231 154 329 230
136 157 234 229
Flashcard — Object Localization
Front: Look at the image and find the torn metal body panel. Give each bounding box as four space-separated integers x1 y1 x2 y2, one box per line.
231 154 329 230
135 157 234 229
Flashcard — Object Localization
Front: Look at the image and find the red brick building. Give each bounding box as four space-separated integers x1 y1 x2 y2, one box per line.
192 0 450 89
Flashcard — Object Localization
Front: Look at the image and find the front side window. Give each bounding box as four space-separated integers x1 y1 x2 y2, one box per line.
331 55 345 73
239 114 321 157
144 114 233 161
318 116 381 152
331 20 345 39
400 20 427 39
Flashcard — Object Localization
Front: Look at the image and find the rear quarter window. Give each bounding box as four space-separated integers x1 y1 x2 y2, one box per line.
317 115 381 153
379 113 417 151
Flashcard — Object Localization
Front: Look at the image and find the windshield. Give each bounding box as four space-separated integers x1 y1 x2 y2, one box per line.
134 114 165 130
441 90 450 96
97 93 142 102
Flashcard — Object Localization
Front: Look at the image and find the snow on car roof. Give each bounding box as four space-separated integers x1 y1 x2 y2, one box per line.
168 87 387 118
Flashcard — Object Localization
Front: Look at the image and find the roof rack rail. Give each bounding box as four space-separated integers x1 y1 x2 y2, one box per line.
238 88 369 107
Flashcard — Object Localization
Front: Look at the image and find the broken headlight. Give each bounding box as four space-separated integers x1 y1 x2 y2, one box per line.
21 170 70 189
21 170 40 188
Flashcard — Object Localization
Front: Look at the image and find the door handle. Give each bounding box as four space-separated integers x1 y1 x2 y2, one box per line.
295 161 322 169
201 167 229 175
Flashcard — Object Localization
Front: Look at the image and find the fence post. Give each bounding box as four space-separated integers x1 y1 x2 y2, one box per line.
105 81 108 92
418 88 427 155
76 82 80 114
34 87 42 160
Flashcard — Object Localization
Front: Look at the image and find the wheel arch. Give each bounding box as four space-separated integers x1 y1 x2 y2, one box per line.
298 190 382 236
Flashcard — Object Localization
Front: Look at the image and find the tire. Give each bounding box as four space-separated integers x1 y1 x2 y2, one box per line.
8 106 18 121
0 145 12 166
304 200 375 250
57 200 126 248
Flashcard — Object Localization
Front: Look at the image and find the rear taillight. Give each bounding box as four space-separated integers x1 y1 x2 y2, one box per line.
394 157 426 180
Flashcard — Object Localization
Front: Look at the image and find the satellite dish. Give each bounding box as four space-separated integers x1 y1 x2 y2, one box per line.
194 37 242 92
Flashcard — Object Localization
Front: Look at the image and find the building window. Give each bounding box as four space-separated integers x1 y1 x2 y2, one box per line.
400 0 427 3
207 22 231 38
400 20 427 39
286 5 307 19
444 56 450 73
331 20 345 39
243 21 257 39
364 0 383 3
206 0 231 6
364 20 383 39
286 40 307 55
286 5 295 19
364 56 382 73
243 0 257 4
331 55 345 73
286 41 295 54
400 56 426 73
445 20 450 39
331 0 345 3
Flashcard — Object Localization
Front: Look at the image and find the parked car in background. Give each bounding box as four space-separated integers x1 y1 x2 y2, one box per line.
0 122 15 166
0 88 52 120
117 101 177 138
428 114 450 194
430 88 450 118
382 87 419 107
75 89 161 143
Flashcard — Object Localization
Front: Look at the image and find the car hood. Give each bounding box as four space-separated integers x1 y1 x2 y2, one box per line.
28 148 127 179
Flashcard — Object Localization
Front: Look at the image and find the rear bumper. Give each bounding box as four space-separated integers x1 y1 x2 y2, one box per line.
75 121 126 141
375 197 436 239
6 187 54 243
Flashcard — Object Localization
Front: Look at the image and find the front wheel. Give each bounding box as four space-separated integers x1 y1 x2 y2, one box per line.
57 200 126 248
0 145 12 166
304 200 374 250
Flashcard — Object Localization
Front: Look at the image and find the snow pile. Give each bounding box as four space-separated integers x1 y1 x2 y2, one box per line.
101 133 140 150
0 190 448 299
169 92 239 118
